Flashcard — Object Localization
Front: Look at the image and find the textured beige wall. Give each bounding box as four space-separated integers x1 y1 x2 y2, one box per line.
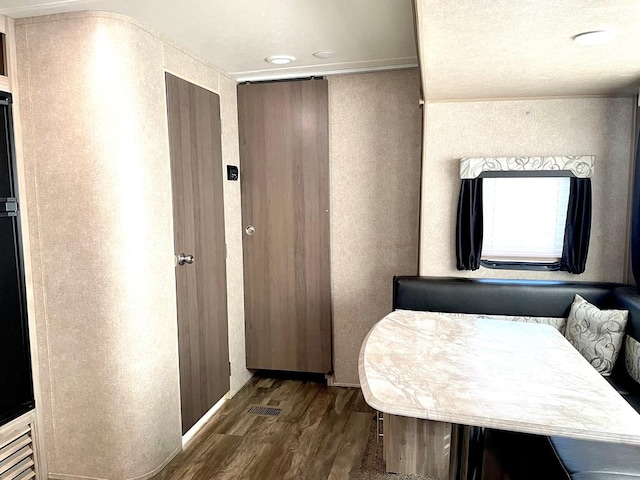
420 97 635 282
218 72 251 396
16 11 249 480
329 69 422 386
17 15 179 479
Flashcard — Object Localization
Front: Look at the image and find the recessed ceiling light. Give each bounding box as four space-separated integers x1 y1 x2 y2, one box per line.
265 55 296 65
313 51 334 59
573 30 616 46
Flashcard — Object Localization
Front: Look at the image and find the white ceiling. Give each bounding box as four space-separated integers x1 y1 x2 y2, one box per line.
1 0 639 99
417 0 640 100
0 0 418 81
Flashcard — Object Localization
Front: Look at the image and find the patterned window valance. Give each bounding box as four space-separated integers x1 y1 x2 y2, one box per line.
459 156 595 179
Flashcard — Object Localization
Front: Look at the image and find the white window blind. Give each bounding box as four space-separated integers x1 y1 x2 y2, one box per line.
482 177 570 262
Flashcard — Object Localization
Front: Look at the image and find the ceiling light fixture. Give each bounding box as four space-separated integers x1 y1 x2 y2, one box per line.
573 30 616 46
265 55 296 65
313 51 334 59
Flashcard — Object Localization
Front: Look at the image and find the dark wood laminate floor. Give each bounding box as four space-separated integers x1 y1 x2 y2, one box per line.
152 376 375 480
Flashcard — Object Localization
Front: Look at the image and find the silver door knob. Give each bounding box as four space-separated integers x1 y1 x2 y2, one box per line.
245 225 255 236
177 253 194 265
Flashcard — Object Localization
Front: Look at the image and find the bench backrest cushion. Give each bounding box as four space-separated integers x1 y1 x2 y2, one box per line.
612 287 640 341
394 276 621 318
612 287 640 383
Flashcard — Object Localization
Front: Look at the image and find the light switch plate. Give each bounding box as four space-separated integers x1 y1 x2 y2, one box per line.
227 165 239 181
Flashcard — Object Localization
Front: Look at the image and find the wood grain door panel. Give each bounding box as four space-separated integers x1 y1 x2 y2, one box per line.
166 73 230 434
238 79 331 373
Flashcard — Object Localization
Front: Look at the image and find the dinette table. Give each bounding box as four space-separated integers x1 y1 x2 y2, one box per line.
358 310 640 480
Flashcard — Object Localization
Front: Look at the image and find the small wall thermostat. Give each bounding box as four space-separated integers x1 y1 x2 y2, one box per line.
227 165 239 181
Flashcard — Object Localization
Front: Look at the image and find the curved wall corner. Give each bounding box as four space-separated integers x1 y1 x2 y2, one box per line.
16 13 184 480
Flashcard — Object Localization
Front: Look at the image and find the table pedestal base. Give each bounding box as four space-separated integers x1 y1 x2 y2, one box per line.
383 414 484 480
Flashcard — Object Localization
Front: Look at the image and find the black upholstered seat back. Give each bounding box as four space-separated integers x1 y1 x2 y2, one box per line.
393 276 621 318
613 287 640 342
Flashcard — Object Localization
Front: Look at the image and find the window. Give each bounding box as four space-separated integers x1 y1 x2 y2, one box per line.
456 156 594 272
482 177 570 265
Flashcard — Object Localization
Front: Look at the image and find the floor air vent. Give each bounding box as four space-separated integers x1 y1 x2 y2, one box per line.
246 405 283 417
0 424 36 480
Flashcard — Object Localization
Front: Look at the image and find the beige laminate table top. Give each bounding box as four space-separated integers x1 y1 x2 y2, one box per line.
358 310 640 445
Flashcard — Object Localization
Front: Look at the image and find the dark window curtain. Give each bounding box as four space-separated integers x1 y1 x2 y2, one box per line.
632 128 640 286
560 177 592 274
456 178 483 271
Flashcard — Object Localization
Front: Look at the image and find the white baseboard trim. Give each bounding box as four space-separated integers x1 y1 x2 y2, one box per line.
48 445 181 480
49 472 108 480
182 393 229 448
229 372 254 398
130 445 182 480
330 382 361 388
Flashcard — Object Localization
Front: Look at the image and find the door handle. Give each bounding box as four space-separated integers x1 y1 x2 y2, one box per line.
177 253 195 265
245 225 256 236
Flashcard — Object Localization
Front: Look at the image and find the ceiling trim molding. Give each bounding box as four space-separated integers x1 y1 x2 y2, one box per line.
424 93 637 103
0 0 93 16
234 60 418 82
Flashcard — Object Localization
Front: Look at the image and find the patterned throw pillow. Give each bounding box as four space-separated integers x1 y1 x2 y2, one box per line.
564 294 628 376
625 335 640 385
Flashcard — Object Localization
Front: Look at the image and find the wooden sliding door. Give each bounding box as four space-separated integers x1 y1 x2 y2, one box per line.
238 79 331 373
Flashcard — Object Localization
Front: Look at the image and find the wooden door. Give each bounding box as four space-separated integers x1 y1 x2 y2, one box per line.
238 79 331 373
165 73 230 434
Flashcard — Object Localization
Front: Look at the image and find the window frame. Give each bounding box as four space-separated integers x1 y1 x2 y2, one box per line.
478 170 574 271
